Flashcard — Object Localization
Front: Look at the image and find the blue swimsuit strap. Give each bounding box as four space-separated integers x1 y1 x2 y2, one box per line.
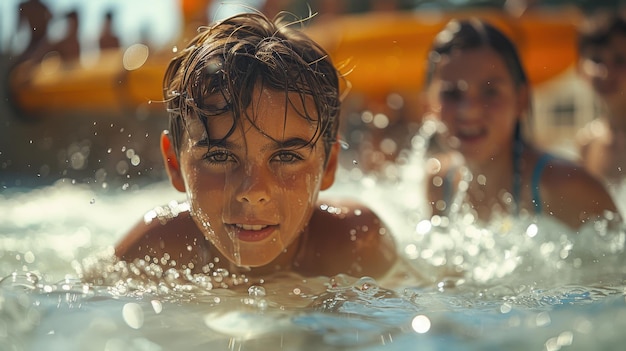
530 153 555 214
444 143 552 216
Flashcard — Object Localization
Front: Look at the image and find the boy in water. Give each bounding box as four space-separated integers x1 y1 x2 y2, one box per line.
115 13 397 279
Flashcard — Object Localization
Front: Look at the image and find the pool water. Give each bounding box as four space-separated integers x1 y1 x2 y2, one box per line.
1 158 626 350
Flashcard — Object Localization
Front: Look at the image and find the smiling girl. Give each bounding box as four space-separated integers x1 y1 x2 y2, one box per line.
423 18 618 229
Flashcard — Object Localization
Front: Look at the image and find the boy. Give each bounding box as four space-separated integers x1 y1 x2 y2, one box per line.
115 13 397 280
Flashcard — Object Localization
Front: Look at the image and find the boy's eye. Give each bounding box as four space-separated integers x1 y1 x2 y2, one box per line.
204 150 234 163
272 151 303 163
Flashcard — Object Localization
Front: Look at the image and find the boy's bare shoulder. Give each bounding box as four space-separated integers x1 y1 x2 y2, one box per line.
115 202 208 269
296 198 397 279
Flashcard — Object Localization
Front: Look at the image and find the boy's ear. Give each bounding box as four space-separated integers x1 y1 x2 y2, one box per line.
160 131 186 193
320 141 340 190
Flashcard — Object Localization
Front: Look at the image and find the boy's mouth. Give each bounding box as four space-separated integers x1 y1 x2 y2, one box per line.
235 224 268 231
230 223 276 242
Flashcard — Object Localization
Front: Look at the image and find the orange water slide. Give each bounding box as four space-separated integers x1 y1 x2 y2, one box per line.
9 5 583 115
306 9 583 96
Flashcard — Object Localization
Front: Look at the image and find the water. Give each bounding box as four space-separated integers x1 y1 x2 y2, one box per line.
1 162 626 350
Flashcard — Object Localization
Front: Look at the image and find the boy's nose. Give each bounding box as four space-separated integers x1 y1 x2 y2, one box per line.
235 164 271 204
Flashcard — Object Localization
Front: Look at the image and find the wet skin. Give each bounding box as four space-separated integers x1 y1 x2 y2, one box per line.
579 33 626 111
428 47 525 169
578 33 626 183
425 47 618 228
116 87 397 279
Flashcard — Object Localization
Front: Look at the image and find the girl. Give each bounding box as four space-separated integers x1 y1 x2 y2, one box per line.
423 18 617 230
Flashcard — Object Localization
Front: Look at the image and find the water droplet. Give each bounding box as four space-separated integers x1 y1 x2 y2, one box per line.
411 315 431 334
248 285 266 297
151 300 163 314
355 277 378 292
122 303 144 329
24 251 35 264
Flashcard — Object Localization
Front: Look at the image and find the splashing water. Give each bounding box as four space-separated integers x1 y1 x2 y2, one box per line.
1 121 626 350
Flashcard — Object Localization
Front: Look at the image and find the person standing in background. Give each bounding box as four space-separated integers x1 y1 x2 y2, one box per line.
98 10 120 51
576 11 626 188
16 0 52 61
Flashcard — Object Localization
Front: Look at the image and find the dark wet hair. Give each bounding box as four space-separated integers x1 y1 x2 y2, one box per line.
425 18 530 133
578 11 626 54
163 12 340 159
425 18 528 89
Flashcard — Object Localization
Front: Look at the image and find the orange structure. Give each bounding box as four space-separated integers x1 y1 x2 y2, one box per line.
305 9 582 96
8 5 583 115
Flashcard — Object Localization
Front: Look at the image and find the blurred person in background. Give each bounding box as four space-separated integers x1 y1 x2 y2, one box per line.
22 9 81 64
15 0 52 61
98 10 120 51
576 11 626 188
422 18 618 230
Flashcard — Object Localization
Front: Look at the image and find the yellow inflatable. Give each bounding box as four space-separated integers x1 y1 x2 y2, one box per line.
305 9 582 96
9 7 582 115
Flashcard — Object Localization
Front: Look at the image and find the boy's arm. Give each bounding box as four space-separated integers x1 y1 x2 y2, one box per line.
297 198 397 279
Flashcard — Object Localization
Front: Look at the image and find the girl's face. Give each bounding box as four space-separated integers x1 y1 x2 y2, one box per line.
579 33 626 110
165 86 338 268
428 47 527 166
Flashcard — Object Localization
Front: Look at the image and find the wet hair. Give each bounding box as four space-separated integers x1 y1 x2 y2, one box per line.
163 12 340 159
578 11 626 54
425 18 531 184
425 18 528 89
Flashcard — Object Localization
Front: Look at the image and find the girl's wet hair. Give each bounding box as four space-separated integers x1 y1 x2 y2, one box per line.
164 12 340 158
425 18 528 89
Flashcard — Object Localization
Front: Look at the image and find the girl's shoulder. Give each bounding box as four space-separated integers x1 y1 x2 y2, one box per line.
535 152 618 228
538 153 597 185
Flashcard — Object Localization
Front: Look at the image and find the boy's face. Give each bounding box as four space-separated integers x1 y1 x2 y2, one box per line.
163 86 338 268
579 33 626 108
